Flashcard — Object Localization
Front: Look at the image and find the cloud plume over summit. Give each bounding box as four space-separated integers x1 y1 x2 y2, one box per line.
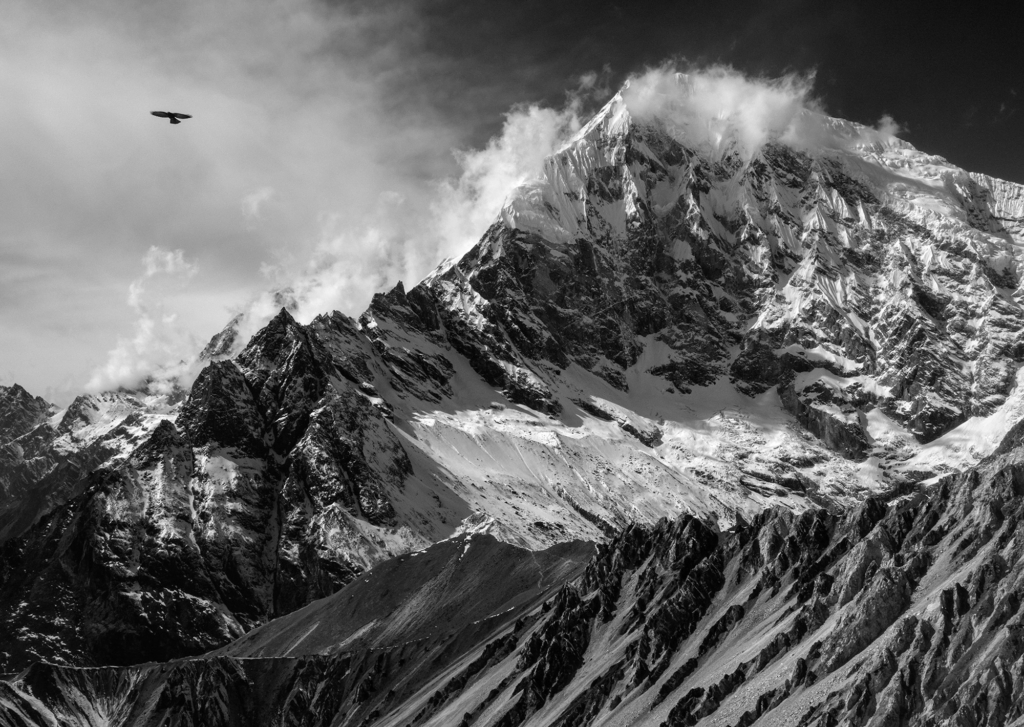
622 65 903 159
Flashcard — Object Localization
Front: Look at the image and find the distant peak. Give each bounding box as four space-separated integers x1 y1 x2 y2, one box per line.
269 306 299 327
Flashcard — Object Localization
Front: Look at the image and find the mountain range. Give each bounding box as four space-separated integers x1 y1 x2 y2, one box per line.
3 78 1024 725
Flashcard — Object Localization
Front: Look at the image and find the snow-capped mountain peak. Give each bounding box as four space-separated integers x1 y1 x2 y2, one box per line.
3 82 1024 679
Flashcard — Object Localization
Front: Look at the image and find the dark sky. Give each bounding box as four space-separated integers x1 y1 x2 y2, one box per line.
368 0 1023 183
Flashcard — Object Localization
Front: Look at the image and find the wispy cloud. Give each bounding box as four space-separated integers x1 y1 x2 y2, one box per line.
70 54 611 383
241 186 275 223
87 246 199 394
875 114 903 138
240 79 598 333
0 0 464 401
142 246 197 280
623 65 818 158
994 95 1017 125
622 64 903 159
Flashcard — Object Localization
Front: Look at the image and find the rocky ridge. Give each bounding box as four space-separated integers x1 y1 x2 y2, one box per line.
0 310 446 672
6 415 1024 726
0 385 54 446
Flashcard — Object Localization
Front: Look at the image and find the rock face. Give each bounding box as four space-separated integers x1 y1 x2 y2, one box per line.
4 81 1024 679
468 97 1024 450
8 420 1024 726
0 385 53 446
0 310 437 672
0 389 165 544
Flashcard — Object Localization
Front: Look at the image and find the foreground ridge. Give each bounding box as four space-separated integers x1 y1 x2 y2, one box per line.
5 417 1024 726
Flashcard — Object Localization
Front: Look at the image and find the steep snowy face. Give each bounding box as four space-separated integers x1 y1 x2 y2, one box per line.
0 389 176 542
428 89 1024 458
341 86 1024 567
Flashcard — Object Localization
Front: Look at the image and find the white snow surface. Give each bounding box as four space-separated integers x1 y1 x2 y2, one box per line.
379 91 1024 549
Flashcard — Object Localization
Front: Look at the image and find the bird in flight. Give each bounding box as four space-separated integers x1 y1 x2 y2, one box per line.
151 111 192 125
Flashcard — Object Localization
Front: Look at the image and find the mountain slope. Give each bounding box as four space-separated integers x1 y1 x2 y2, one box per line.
0 535 594 727
220 534 594 659
0 385 54 446
6 416 1024 726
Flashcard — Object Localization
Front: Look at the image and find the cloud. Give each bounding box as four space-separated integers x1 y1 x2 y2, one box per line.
994 100 1016 125
142 246 198 279
622 65 817 158
576 66 613 102
86 246 200 394
431 103 583 258
875 113 902 138
0 0 460 400
84 312 199 398
242 186 275 222
622 64 903 159
0 0 627 384
127 246 196 308
229 88 594 335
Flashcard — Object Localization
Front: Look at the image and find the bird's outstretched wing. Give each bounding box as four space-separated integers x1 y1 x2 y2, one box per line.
151 111 192 123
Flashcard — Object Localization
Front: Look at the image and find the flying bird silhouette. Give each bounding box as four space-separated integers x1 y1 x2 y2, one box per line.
151 111 192 125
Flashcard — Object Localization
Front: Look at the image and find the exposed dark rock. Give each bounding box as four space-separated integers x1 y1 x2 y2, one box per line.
8 428 1024 725
779 381 870 460
0 385 53 446
0 311 420 671
177 360 266 457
